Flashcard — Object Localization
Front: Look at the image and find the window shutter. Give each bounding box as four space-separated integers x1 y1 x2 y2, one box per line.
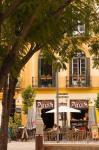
38 56 41 86
52 64 56 87
86 58 90 87
69 60 72 87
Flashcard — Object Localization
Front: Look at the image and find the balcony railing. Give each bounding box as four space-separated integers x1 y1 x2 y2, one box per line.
32 76 91 88
66 75 91 88
32 76 56 88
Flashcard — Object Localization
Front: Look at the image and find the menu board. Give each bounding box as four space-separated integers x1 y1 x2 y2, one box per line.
36 119 44 135
91 125 99 139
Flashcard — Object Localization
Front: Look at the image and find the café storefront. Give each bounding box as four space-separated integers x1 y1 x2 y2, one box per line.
70 100 88 130
36 100 54 129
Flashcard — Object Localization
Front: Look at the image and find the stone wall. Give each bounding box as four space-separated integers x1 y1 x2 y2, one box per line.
44 144 99 150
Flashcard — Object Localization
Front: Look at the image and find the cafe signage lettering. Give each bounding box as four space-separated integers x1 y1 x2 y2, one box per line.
36 100 54 109
70 100 88 108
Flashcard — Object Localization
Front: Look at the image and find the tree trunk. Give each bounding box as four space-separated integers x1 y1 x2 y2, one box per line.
0 75 17 150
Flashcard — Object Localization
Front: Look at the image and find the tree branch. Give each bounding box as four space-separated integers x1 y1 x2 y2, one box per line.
0 0 74 87
52 0 74 16
19 44 42 70
0 5 41 87
0 0 3 3
0 0 24 23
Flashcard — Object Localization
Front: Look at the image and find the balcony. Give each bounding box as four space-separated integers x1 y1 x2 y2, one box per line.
66 75 91 88
32 75 91 88
32 76 56 88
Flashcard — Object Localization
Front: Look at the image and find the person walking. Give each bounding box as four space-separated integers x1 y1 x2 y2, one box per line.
21 127 29 141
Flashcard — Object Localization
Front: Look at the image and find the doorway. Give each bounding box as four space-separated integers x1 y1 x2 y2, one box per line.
41 108 54 129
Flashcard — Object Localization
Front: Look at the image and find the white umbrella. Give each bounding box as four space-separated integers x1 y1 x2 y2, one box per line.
46 106 80 113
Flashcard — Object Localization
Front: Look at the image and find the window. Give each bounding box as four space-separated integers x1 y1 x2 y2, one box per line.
73 20 85 36
38 57 56 87
69 51 90 87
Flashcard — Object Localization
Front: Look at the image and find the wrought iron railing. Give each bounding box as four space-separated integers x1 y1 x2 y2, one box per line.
66 75 91 87
32 76 91 88
44 130 92 142
32 76 56 88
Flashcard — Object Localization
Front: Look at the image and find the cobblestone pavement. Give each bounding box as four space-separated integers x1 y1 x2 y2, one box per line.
8 140 35 150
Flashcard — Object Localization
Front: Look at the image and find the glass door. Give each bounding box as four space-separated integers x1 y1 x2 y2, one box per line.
72 58 79 86
72 57 86 87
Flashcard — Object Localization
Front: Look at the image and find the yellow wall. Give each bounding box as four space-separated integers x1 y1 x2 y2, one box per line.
0 93 2 100
21 113 27 126
21 45 99 89
11 44 99 126
96 109 99 125
21 50 40 89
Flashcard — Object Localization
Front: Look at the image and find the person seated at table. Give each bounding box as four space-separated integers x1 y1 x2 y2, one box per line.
53 124 57 131
83 112 88 121
51 124 57 141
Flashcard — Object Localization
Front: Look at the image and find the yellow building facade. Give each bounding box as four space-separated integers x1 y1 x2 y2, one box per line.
0 44 99 129
19 44 99 129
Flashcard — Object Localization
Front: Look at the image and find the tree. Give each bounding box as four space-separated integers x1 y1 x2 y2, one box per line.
96 93 99 111
22 85 35 115
90 40 99 69
0 0 98 149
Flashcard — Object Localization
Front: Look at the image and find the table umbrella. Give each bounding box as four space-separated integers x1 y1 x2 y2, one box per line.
46 105 80 131
46 105 81 113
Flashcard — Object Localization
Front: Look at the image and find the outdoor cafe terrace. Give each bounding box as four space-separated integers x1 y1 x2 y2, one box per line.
44 128 93 142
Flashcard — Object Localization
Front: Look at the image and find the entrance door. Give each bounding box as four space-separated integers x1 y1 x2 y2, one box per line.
41 108 54 129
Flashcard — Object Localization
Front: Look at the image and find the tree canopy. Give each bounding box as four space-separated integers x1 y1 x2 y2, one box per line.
0 1 98 149
96 93 99 111
22 85 35 114
0 0 99 87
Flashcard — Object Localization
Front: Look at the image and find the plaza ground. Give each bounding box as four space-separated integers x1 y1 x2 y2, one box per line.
8 140 99 150
8 141 35 150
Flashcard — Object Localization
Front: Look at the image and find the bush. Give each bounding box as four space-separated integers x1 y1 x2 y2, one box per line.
22 85 35 114
96 93 99 111
9 113 22 140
